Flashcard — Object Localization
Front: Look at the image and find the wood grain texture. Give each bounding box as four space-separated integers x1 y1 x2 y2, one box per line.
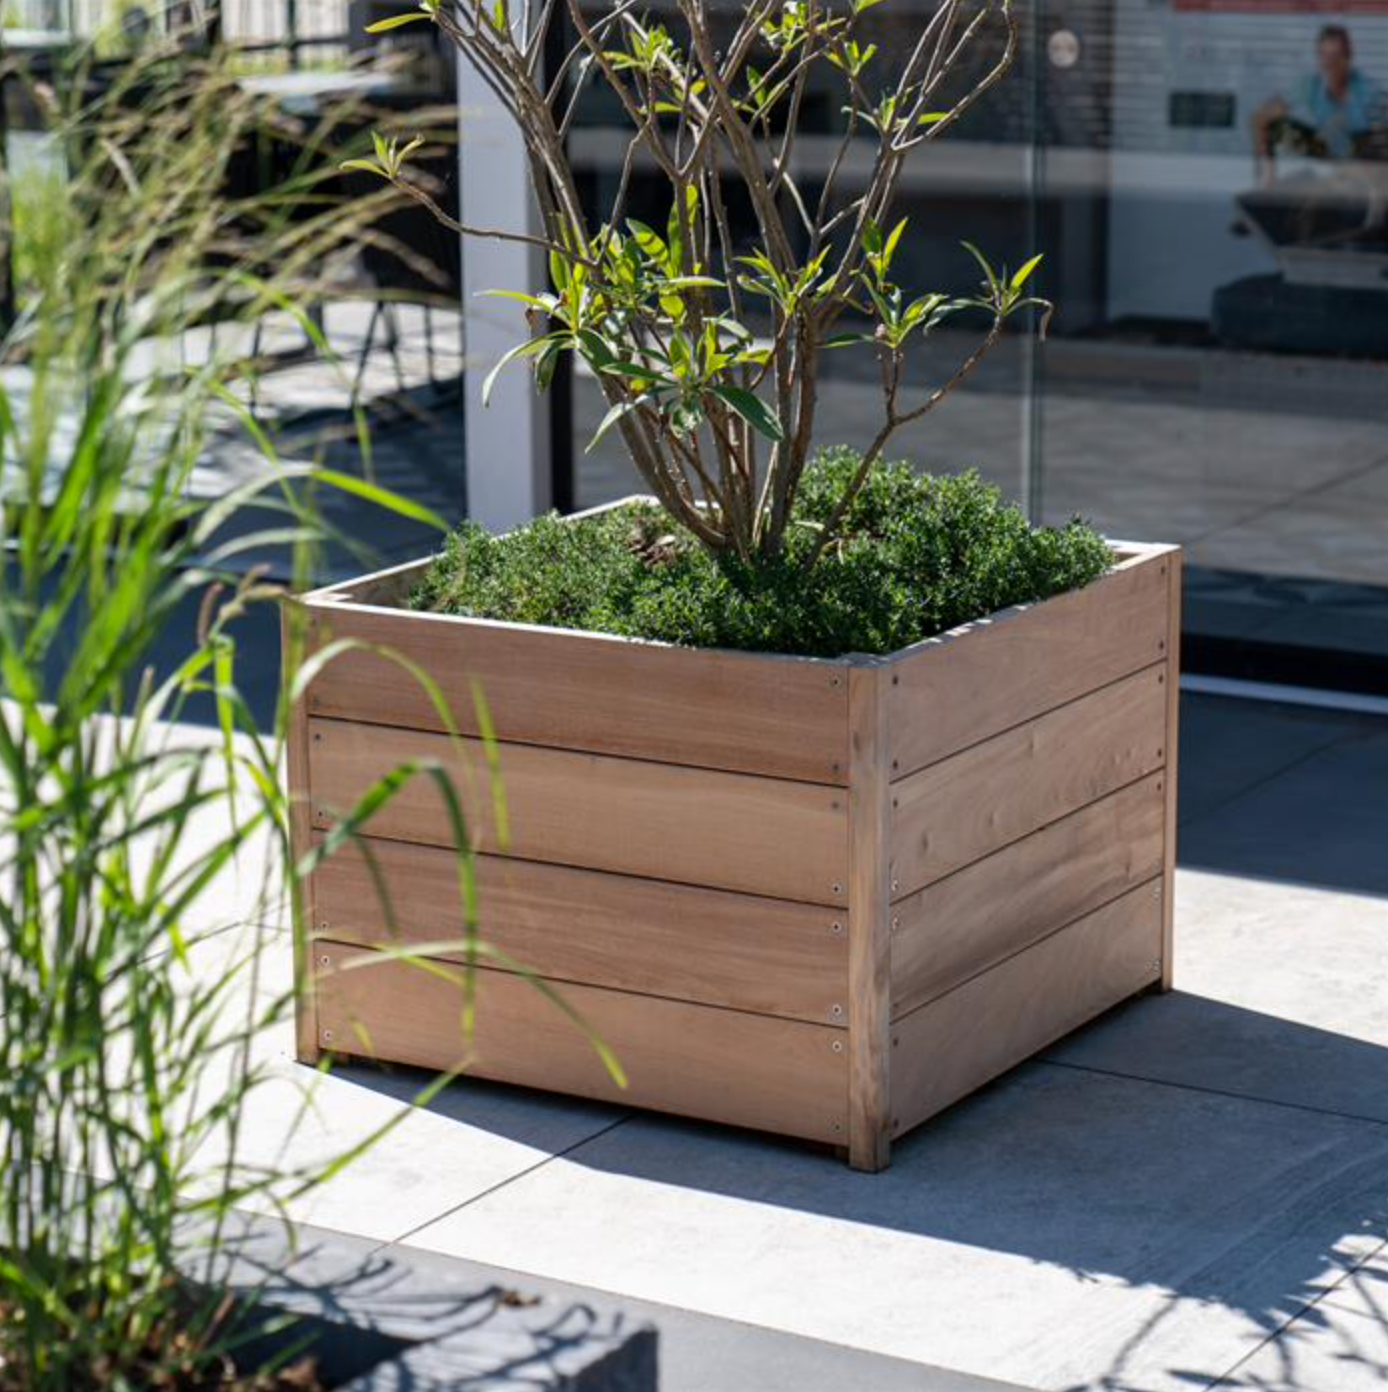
312 833 849 1024
846 662 892 1172
889 663 1167 899
890 880 1164 1135
307 717 850 905
891 771 1166 1019
315 941 850 1144
302 602 850 785
1161 551 1183 990
885 548 1175 780
283 603 320 1065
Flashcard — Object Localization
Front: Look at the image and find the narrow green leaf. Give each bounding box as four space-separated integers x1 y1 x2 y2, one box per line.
365 11 431 30
710 385 785 442
1011 253 1044 291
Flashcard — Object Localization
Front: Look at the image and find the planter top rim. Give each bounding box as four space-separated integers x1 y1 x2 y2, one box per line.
293 496 1178 668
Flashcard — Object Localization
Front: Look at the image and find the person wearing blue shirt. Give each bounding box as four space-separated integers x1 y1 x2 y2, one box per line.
1253 26 1384 179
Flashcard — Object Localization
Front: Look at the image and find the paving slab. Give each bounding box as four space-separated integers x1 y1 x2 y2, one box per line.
1175 693 1369 828
176 931 630 1243
369 1240 1038 1392
398 1063 1388 1392
1045 870 1388 1122
1215 1244 1388 1390
1178 716 1388 896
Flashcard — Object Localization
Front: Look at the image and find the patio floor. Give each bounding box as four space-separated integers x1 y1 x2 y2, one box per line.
189 689 1388 1391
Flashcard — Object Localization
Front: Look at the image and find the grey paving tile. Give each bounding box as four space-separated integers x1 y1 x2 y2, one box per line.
398 1063 1388 1392
1176 694 1362 828
1046 870 1388 1123
378 1239 1039 1392
172 932 631 1243
1178 723 1388 894
1214 1244 1388 1391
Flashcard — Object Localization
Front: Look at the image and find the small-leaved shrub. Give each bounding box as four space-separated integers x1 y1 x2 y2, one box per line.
410 449 1112 658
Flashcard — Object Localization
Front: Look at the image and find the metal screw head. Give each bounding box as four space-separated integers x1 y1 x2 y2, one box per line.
830 1004 843 1019
830 676 841 688
890 879 900 893
832 1122 843 1133
831 882 843 895
830 921 844 935
322 1030 333 1042
891 916 900 933
832 1040 844 1053
319 955 331 967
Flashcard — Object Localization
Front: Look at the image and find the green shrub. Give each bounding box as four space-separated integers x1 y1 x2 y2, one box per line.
410 449 1113 658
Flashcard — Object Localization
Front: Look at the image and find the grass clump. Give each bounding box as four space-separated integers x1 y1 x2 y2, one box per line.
410 449 1113 658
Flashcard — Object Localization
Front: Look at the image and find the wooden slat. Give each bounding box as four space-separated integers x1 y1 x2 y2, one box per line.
302 602 851 785
889 663 1167 899
886 548 1174 779
312 833 848 1025
1160 552 1183 990
890 881 1163 1135
315 942 849 1144
282 603 320 1065
846 661 892 1171
308 718 850 906
891 772 1166 1019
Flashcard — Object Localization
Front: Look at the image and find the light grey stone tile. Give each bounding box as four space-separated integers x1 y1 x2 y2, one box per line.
399 1064 1388 1392
1215 1245 1388 1390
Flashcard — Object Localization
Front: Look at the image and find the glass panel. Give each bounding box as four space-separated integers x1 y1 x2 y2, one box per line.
1035 0 1388 681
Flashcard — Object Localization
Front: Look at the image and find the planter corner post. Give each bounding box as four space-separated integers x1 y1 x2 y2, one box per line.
283 599 322 1066
847 658 893 1173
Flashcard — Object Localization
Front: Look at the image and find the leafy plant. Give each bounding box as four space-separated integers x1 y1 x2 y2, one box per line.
410 449 1111 657
0 44 613 1391
355 0 1046 567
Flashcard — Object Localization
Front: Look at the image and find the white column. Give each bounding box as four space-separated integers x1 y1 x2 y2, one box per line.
457 50 552 532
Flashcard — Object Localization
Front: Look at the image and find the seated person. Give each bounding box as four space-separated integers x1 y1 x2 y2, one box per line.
1252 25 1384 182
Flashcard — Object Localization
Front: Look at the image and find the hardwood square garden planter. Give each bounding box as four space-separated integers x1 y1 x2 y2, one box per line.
287 501 1182 1172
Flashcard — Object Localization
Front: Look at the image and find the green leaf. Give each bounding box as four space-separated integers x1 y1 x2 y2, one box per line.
315 469 449 532
823 332 871 349
365 12 430 31
339 158 384 176
1011 253 1044 292
599 360 676 386
587 394 651 452
627 220 666 263
918 111 947 125
862 219 883 256
710 386 785 442
961 240 1000 295
481 335 555 405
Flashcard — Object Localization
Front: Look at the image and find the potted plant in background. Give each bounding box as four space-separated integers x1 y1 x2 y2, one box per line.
299 0 1182 1171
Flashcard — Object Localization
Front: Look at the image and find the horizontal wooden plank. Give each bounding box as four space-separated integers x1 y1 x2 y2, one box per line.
891 772 1166 1018
315 941 850 1144
890 881 1163 1135
886 548 1175 779
301 600 851 785
312 833 849 1025
889 663 1167 899
308 718 850 906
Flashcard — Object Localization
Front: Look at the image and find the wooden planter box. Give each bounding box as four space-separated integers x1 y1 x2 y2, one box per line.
287 503 1181 1172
